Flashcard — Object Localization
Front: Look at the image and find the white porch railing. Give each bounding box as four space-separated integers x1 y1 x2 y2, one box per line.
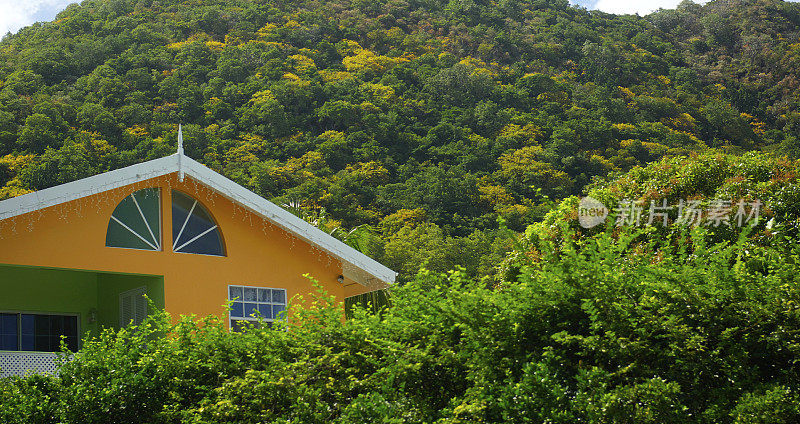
0 351 69 378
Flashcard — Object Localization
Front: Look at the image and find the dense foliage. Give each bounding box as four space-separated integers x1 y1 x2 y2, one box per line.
2 0 800 279
533 151 800 240
3 225 800 423
4 0 800 421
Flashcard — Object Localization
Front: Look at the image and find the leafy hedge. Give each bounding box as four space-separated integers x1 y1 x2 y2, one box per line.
3 227 800 423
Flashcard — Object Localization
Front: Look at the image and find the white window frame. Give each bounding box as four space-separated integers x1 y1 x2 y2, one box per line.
227 284 287 330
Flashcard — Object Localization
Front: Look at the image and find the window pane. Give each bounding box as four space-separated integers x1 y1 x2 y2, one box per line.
133 189 160 242
21 315 35 351
272 289 285 304
34 315 49 336
185 200 216 236
230 319 246 333
229 286 242 300
258 289 270 302
112 197 152 243
179 212 214 245
172 192 193 243
107 189 160 251
66 336 78 352
0 314 16 333
21 314 34 336
178 229 224 256
172 191 225 256
176 212 209 244
107 219 153 250
173 191 212 243
258 304 273 319
230 302 244 318
228 287 287 330
21 335 34 351
1 335 18 351
35 335 50 352
0 314 18 351
50 336 61 351
14 314 79 352
230 319 261 332
64 316 77 336
50 315 63 334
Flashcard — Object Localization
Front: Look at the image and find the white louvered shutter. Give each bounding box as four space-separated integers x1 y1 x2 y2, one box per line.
134 291 148 325
120 287 148 327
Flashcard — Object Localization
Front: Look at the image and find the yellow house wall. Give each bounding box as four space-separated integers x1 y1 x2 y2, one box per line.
0 174 345 325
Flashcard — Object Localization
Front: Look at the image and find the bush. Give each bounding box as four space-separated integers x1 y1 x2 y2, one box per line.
0 374 59 424
2 228 800 423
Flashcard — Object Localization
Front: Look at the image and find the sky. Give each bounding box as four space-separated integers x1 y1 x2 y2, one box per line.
570 0 708 14
1 0 799 35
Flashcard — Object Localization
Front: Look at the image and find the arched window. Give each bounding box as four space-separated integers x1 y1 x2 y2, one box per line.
106 188 161 251
171 190 225 256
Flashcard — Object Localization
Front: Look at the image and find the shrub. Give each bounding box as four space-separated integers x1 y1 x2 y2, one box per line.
2 228 800 423
0 374 59 424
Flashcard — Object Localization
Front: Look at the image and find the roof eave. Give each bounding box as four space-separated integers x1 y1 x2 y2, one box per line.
0 155 179 221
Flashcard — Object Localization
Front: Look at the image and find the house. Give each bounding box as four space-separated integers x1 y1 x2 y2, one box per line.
0 129 395 377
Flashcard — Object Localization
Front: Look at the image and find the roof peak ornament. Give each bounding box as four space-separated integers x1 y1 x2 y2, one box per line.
177 123 185 155
177 124 185 182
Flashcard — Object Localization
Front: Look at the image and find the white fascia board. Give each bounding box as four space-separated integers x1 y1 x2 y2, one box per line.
179 155 397 285
0 155 179 221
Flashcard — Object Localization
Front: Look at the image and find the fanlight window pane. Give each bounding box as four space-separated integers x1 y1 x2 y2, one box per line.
106 188 161 251
172 190 225 256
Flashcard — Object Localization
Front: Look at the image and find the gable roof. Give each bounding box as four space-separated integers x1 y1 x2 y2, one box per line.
0 153 396 286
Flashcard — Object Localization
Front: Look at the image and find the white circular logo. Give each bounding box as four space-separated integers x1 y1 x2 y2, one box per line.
578 197 608 229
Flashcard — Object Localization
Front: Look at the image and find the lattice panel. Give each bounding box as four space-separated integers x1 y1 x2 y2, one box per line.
0 352 68 378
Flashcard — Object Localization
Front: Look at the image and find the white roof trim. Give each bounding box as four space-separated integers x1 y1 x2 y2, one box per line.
0 155 178 222
0 154 396 286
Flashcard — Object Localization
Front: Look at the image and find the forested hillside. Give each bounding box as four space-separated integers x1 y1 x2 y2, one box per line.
2 0 800 280
6 1 800 420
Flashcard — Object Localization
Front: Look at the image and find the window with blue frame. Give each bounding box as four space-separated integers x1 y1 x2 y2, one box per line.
228 286 286 331
0 313 78 352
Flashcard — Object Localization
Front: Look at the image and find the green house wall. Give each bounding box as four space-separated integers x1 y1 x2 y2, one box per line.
0 265 100 337
96 273 164 329
0 265 164 345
